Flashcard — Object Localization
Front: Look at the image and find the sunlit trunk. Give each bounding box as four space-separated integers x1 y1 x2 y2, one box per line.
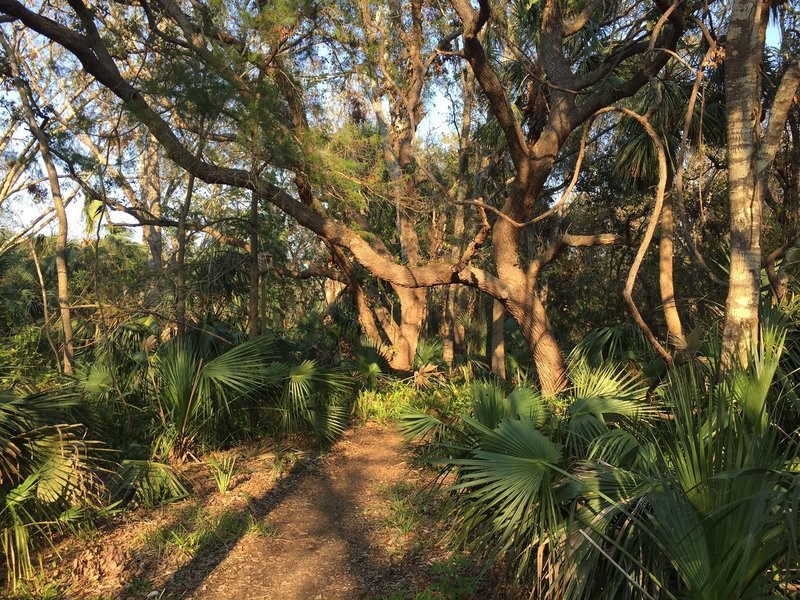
659 188 683 345
140 134 164 272
491 299 506 379
721 0 769 364
389 287 427 372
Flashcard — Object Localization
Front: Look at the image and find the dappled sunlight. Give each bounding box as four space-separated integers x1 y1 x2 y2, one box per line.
0 0 798 597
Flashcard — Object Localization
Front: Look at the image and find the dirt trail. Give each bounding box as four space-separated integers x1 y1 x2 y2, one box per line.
163 424 423 600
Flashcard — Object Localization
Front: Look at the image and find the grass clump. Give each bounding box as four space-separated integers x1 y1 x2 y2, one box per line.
207 454 237 494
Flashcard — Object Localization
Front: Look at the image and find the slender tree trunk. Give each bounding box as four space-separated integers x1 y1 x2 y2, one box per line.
176 173 195 339
3 33 75 373
28 239 61 370
773 240 798 303
260 270 269 332
659 188 683 345
248 189 260 339
140 134 164 271
770 117 800 302
48 163 74 374
491 299 506 379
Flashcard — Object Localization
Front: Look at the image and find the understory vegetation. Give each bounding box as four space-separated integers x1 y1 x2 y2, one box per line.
403 314 800 598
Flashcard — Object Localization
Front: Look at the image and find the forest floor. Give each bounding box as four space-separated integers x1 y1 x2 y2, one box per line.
35 423 512 600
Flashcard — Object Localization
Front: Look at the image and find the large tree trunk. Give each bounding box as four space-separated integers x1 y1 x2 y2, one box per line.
720 1 800 362
721 0 769 363
506 290 567 396
388 123 427 371
390 287 427 372
388 205 427 371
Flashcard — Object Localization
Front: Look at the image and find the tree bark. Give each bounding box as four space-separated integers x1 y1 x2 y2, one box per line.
721 0 769 363
248 189 260 338
659 188 683 345
391 287 426 372
140 134 164 271
491 299 506 379
506 291 566 396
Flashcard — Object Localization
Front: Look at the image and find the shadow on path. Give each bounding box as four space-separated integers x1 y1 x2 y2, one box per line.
160 426 411 600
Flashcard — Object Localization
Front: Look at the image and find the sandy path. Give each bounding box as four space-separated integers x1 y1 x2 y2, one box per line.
162 424 419 600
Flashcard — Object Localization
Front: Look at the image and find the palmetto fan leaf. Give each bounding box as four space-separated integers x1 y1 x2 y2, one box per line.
568 361 648 405
470 381 548 430
353 336 388 389
269 359 352 447
201 335 279 395
398 411 452 444
569 324 651 368
563 361 653 456
0 389 82 486
153 336 277 459
110 460 188 508
0 388 102 587
449 417 564 576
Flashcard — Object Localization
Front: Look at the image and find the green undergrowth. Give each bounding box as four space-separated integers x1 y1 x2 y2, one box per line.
140 503 276 559
354 379 472 424
380 555 480 600
377 478 486 599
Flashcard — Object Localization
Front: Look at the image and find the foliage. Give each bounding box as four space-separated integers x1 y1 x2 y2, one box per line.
0 0 798 593
79 326 355 460
353 336 389 390
150 336 276 460
411 340 445 390
207 455 237 494
357 379 471 426
264 358 352 448
0 388 102 588
403 326 800 598
110 460 189 508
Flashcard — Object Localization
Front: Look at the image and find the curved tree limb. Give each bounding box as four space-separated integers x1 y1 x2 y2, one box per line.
0 0 511 300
